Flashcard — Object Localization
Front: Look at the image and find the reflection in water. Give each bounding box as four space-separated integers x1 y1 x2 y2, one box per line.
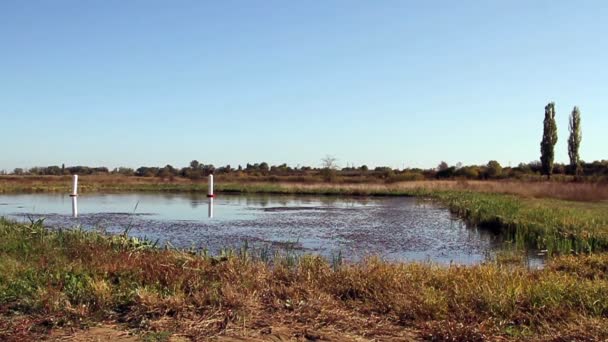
71 196 78 218
208 198 214 218
0 193 531 265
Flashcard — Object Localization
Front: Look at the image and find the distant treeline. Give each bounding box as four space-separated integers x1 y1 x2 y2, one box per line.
7 159 608 182
4 103 602 182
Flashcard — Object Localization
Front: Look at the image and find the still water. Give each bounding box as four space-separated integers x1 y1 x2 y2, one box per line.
0 192 506 264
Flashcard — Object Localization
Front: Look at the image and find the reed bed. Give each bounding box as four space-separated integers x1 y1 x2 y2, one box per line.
1 219 608 341
433 191 608 254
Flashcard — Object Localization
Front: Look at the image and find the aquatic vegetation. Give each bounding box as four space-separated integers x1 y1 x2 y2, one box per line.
432 191 608 254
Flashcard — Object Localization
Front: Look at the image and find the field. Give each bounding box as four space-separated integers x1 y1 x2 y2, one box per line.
1 176 608 340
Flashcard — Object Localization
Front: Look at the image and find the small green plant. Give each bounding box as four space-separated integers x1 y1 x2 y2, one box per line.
143 331 172 342
331 250 343 271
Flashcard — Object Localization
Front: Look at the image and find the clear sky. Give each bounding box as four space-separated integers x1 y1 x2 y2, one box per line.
1 1 606 170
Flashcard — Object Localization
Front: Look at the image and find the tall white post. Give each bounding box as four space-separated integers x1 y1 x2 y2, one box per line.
207 174 214 197
70 175 79 218
207 174 215 218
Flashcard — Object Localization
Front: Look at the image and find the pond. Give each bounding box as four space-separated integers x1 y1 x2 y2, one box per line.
0 192 511 264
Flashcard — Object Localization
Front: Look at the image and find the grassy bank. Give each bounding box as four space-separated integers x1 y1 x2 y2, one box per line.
433 192 608 254
0 219 607 341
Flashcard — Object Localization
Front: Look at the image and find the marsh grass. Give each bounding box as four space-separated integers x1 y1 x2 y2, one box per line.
432 191 608 254
1 219 608 340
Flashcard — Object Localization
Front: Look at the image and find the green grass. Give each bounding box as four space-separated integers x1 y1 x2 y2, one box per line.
1 218 608 340
431 191 608 254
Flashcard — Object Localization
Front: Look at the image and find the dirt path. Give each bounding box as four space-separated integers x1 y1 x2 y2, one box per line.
47 325 140 342
46 324 419 341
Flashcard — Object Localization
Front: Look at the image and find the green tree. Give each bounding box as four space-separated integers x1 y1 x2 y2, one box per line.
458 166 480 179
159 164 176 180
540 102 558 179
568 106 582 175
190 160 200 169
437 161 449 171
486 160 503 178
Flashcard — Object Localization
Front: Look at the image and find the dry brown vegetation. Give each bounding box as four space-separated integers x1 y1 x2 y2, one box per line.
2 175 608 202
1 220 608 341
270 180 608 202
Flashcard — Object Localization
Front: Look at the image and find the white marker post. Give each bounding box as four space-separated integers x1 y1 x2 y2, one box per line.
207 174 215 218
70 175 78 218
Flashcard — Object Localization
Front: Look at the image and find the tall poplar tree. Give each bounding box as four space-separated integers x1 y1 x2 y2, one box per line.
540 102 558 179
568 106 582 175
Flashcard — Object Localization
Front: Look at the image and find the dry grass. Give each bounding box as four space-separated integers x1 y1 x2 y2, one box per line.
272 180 608 202
2 175 608 202
1 219 608 341
445 180 608 202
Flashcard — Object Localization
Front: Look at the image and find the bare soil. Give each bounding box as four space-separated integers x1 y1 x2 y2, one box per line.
46 324 419 341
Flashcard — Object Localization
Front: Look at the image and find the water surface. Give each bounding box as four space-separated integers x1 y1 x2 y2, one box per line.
0 192 505 264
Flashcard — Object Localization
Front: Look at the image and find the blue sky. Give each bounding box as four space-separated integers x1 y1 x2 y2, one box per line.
1 1 606 170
